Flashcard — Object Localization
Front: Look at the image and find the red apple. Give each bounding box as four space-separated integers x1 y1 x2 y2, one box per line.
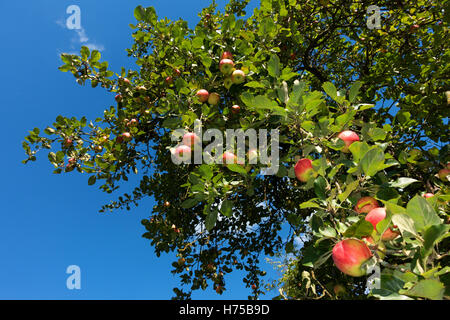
365 208 400 241
165 76 173 85
119 78 130 85
94 145 103 153
64 138 73 148
182 132 201 147
174 69 181 76
223 151 241 165
174 145 192 160
294 158 316 182
438 168 449 182
219 59 235 75
117 132 131 143
423 193 434 198
127 119 138 127
115 94 122 103
208 92 220 105
337 130 360 153
231 70 246 84
221 51 233 60
251 284 257 290
332 239 372 277
231 105 240 114
196 89 209 103
410 24 419 32
355 196 379 214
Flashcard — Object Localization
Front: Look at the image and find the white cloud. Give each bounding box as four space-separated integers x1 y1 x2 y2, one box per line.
56 18 105 54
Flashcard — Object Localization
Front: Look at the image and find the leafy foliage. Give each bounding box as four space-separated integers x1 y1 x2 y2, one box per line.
23 0 449 299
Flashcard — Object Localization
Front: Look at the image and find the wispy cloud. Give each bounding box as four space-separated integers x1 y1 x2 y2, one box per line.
56 16 105 56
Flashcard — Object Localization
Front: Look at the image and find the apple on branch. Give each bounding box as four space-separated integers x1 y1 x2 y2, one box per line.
354 196 379 214
208 93 220 105
332 239 372 277
231 105 240 114
231 69 246 84
182 132 201 148
219 59 235 75
365 207 400 241
196 89 209 103
294 158 317 182
337 130 359 153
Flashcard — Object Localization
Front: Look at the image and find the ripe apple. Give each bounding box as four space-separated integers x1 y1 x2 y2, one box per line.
165 76 173 85
231 70 246 84
174 69 181 76
119 77 130 86
115 94 122 103
231 105 240 114
355 196 379 214
365 207 400 241
221 51 233 60
410 24 420 32
127 119 138 127
251 284 257 290
224 77 233 89
219 59 235 75
178 257 185 266
164 201 170 207
174 145 191 160
117 132 131 143
196 89 209 103
222 151 239 165
423 193 434 198
332 239 372 277
438 168 449 182
137 85 147 92
208 92 220 105
182 132 201 148
64 138 73 148
337 130 360 153
294 158 316 182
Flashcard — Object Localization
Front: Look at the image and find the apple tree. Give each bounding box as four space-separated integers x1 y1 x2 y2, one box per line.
23 0 449 299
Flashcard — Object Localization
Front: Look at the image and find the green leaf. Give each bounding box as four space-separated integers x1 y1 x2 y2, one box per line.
322 82 338 101
205 209 218 231
88 175 96 186
337 180 359 203
343 219 374 238
134 5 145 21
267 54 280 77
90 50 101 62
389 177 419 188
299 200 320 209
80 46 90 61
392 214 418 237
371 273 413 300
314 176 327 200
361 147 385 177
227 164 247 176
349 81 362 103
181 198 200 209
198 165 213 180
406 196 441 232
401 279 445 300
422 224 450 258
220 200 233 217
349 141 370 162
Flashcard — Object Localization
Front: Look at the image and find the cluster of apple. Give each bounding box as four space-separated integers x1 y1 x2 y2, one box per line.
194 52 245 114
293 130 448 278
294 130 359 182
172 131 249 166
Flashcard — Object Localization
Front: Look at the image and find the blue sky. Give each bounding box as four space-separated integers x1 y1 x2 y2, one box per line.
0 0 290 300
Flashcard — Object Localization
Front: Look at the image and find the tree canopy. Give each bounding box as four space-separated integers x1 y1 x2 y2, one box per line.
23 0 449 300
